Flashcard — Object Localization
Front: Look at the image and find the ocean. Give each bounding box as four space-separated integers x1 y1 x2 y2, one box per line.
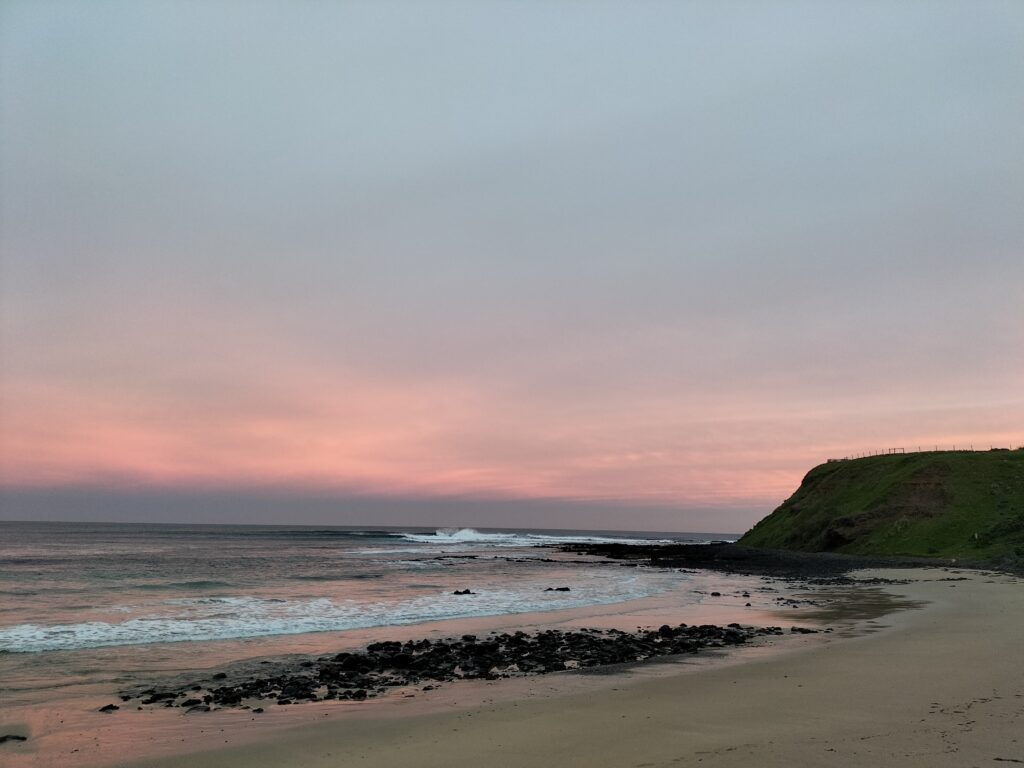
0 521 736 713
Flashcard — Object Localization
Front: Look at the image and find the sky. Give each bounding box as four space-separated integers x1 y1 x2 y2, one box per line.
1 1 1022 532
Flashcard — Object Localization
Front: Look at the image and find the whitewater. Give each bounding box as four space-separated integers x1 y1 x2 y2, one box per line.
0 522 732 654
0 520 743 716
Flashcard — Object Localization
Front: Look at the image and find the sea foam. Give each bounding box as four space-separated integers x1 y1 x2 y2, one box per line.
0 569 683 653
395 527 679 547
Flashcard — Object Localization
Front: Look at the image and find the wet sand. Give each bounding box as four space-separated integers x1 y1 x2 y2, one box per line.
136 568 1024 768
0 568 808 768
6 567 1022 767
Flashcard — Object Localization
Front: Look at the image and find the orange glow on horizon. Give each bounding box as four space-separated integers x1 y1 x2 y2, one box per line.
2 368 1020 512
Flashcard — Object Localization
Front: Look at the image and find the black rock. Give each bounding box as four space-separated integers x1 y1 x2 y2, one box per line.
0 735 28 744
140 691 176 704
212 672 227 680
98 704 120 713
335 655 370 672
367 641 402 654
544 587 571 591
452 589 475 595
120 621 782 712
252 707 265 713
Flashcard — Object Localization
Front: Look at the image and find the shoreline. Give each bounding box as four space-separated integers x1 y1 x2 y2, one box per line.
3 561 994 768
0 566 825 768
121 566 1022 768
556 541 957 578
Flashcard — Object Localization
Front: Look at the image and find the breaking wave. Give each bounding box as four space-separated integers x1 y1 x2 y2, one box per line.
0 569 683 653
395 528 681 547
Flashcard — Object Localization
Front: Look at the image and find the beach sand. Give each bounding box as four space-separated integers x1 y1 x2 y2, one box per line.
136 569 1024 766
6 567 1022 767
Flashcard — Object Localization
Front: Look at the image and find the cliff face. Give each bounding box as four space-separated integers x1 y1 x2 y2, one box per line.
740 450 1024 563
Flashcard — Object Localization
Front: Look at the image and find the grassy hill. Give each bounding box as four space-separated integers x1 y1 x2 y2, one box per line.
740 449 1024 564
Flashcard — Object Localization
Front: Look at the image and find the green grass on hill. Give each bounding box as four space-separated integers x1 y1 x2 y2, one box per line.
740 449 1024 564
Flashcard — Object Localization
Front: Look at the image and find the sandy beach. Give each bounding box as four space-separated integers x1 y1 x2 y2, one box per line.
145 568 1023 768
6 566 1018 768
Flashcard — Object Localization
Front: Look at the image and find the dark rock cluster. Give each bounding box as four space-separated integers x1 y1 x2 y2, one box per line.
557 542 938 579
114 623 811 713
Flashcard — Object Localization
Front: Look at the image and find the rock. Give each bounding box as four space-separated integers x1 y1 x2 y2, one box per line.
252 707 264 713
216 690 243 705
386 652 414 668
710 592 721 597
140 691 176 704
212 672 227 680
452 589 475 595
119 622 777 711
0 735 28 744
543 587 571 591
98 703 120 713
367 641 401 654
335 654 369 672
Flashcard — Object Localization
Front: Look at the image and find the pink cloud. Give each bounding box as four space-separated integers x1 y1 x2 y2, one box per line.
3 359 1020 514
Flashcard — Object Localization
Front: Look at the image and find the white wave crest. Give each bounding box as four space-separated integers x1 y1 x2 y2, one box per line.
397 528 679 547
0 569 684 653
